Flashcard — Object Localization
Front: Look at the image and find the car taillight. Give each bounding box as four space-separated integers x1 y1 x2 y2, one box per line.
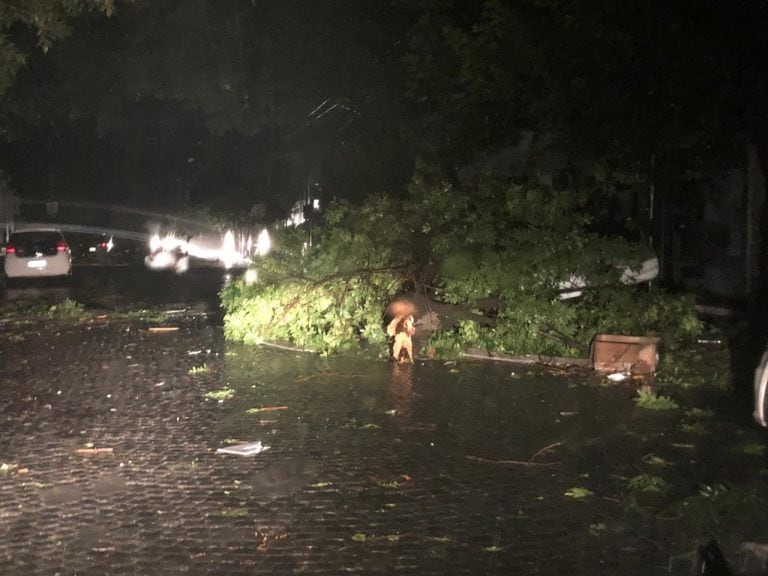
5 244 16 254
56 241 69 252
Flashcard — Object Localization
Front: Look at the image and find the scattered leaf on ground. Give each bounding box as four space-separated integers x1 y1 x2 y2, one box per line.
205 388 234 400
589 523 607 536
642 453 672 466
681 422 708 435
427 536 452 543
564 487 593 499
634 389 678 410
685 408 714 419
627 474 669 493
221 507 248 517
738 443 766 456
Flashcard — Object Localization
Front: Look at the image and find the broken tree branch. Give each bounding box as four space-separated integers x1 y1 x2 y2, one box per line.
465 455 558 467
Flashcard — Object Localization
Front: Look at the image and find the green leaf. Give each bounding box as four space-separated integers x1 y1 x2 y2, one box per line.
564 487 593 499
626 474 669 493
634 389 678 410
205 388 234 400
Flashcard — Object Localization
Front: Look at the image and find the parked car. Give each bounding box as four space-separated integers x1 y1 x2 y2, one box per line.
3 228 72 278
755 348 768 427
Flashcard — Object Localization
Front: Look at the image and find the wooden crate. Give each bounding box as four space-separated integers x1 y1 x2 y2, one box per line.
591 334 661 374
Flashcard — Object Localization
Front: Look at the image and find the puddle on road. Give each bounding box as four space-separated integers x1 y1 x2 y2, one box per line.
1 322 767 575
219 346 641 463
211 342 768 574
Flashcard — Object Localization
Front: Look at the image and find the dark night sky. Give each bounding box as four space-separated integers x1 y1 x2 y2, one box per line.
0 1 417 219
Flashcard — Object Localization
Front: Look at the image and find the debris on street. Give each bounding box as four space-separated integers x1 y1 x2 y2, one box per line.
147 326 180 333
465 454 558 467
76 447 114 456
246 406 288 414
564 487 594 499
216 441 270 456
205 387 234 400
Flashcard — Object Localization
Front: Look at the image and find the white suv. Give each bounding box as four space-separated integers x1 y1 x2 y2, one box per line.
756 349 768 427
3 228 72 278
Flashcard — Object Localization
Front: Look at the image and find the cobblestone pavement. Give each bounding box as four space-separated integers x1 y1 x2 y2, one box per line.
1 313 767 575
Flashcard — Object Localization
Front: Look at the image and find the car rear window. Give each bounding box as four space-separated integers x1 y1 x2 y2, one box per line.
9 231 64 257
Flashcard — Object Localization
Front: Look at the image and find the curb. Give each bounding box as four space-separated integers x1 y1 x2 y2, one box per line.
462 348 591 367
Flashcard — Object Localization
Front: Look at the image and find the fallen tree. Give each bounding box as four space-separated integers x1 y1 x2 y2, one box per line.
222 175 703 358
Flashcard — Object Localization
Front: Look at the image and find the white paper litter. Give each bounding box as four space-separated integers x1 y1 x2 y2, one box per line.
607 372 629 382
216 441 270 456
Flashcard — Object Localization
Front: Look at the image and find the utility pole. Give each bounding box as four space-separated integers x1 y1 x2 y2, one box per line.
303 180 313 248
649 154 655 251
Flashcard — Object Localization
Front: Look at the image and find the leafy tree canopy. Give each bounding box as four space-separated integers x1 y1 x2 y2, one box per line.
0 0 113 95
402 0 768 183
0 0 415 215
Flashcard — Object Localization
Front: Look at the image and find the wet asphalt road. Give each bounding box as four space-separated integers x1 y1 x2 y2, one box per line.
1 266 768 575
1 263 231 314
